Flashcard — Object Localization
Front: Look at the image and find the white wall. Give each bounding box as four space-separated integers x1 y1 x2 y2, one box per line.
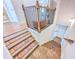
61 39 75 59
61 22 75 59
3 8 10 23
56 0 75 26
11 0 36 24
28 24 55 45
50 0 57 9
57 0 75 59
3 0 19 24
3 45 13 59
64 22 75 40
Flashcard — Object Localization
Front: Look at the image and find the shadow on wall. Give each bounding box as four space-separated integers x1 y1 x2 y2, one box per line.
28 23 55 45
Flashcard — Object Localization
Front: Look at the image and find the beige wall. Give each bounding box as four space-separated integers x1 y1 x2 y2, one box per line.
61 40 75 59
50 0 57 9
56 0 75 26
57 0 75 59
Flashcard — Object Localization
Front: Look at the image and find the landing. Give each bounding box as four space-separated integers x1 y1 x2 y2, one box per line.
27 39 61 59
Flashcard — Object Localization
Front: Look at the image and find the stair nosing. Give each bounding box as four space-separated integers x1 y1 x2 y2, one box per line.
4 30 29 42
8 34 32 49
5 32 31 46
3 28 27 38
12 39 35 56
22 44 38 59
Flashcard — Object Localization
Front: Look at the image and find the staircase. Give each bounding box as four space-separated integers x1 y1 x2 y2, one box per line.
3 28 39 59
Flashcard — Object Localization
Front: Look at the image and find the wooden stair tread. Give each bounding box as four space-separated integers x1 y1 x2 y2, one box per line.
23 42 38 59
4 29 28 42
7 33 32 49
4 28 27 38
5 32 31 46
12 38 35 56
4 29 38 59
9 37 34 54
14 41 38 59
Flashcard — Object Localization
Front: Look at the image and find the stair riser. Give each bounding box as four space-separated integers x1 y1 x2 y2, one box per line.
4 29 28 42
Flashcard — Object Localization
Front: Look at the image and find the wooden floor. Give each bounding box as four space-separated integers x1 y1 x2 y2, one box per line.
27 40 61 59
3 22 61 59
3 22 27 37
